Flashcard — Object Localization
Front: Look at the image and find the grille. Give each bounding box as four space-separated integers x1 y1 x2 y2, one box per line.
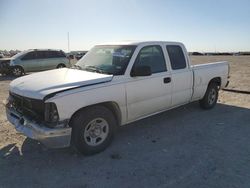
0 60 10 67
10 92 45 121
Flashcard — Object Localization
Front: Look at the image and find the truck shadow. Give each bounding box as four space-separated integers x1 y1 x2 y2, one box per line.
0 75 16 81
1 102 250 187
0 73 31 81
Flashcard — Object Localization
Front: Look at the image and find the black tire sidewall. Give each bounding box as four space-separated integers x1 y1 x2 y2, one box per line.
71 106 116 155
200 83 218 109
57 64 65 68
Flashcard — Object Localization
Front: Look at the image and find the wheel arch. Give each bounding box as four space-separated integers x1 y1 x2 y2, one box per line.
12 65 24 71
68 101 122 127
12 65 25 74
57 63 66 68
199 77 221 100
209 77 221 86
199 77 220 109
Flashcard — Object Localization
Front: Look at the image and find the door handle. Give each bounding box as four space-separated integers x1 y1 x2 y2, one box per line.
163 77 171 83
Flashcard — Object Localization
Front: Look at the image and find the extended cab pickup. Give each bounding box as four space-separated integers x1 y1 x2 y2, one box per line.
5 41 229 155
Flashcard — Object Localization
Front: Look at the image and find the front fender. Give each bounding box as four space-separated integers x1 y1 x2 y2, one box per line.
45 83 127 125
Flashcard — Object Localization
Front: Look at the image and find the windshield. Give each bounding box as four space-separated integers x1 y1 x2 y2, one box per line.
75 45 136 75
11 50 30 59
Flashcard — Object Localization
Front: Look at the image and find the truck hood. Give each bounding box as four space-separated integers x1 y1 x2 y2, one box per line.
0 57 12 63
10 68 113 100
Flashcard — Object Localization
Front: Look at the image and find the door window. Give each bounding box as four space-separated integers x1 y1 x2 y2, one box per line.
45 51 66 58
133 45 167 74
36 51 46 59
47 51 57 58
21 51 36 60
56 51 66 57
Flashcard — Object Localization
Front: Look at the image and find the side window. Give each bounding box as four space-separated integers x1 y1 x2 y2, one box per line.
36 51 46 59
133 45 167 74
166 45 186 70
47 51 65 58
57 51 66 57
45 51 57 58
52 51 59 58
44 51 51 59
50 51 57 58
21 51 36 60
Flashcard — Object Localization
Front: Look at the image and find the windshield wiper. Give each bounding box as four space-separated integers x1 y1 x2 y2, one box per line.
84 66 107 74
71 64 83 70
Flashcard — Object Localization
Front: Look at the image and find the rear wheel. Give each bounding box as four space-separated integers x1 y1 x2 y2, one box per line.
199 82 219 109
12 66 24 77
57 64 66 68
71 106 116 155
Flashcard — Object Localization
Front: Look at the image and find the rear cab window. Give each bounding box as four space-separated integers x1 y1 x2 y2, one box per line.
166 45 187 70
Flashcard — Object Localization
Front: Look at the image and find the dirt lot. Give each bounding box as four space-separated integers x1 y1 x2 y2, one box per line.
0 56 250 188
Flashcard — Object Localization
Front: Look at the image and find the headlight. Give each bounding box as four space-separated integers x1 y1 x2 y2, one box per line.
10 60 15 66
44 102 59 123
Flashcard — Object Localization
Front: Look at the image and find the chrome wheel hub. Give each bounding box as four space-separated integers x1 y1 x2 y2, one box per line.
13 68 21 76
208 88 216 105
84 118 109 146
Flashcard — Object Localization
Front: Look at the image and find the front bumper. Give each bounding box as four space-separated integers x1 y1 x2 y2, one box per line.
5 101 72 148
0 65 11 75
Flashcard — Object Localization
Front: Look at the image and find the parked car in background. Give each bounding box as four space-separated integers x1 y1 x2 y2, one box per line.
9 49 71 76
0 58 11 75
75 51 87 60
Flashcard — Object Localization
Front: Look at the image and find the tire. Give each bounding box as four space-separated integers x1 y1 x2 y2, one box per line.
12 66 24 77
71 106 116 155
57 64 66 68
0 71 5 76
199 82 219 109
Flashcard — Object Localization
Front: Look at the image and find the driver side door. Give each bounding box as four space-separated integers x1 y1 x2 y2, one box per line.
126 45 172 122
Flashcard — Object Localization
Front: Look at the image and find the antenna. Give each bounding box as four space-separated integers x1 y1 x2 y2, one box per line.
67 32 70 52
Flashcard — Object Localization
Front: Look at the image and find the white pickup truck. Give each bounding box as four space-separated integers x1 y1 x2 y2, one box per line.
5 41 229 155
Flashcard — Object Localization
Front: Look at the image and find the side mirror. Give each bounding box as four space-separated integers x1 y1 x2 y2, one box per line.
131 65 152 77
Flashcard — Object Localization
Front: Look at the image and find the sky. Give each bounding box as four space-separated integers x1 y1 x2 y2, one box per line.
0 0 250 52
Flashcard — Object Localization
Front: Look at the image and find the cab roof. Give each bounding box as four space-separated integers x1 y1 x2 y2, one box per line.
97 41 184 46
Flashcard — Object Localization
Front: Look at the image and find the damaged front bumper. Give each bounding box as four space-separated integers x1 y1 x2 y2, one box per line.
4 100 72 148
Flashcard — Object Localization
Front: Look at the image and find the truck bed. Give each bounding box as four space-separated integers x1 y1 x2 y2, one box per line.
191 61 229 101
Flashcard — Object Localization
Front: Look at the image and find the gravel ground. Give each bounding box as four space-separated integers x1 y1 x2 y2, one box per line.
0 56 250 188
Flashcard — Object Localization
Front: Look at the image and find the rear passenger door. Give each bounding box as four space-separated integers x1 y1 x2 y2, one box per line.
39 51 55 70
35 51 48 71
21 51 39 72
126 45 172 122
166 45 193 106
42 51 67 70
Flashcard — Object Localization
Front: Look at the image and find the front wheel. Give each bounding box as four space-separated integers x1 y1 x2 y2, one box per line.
57 64 66 68
12 66 24 77
199 82 219 109
71 106 116 155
